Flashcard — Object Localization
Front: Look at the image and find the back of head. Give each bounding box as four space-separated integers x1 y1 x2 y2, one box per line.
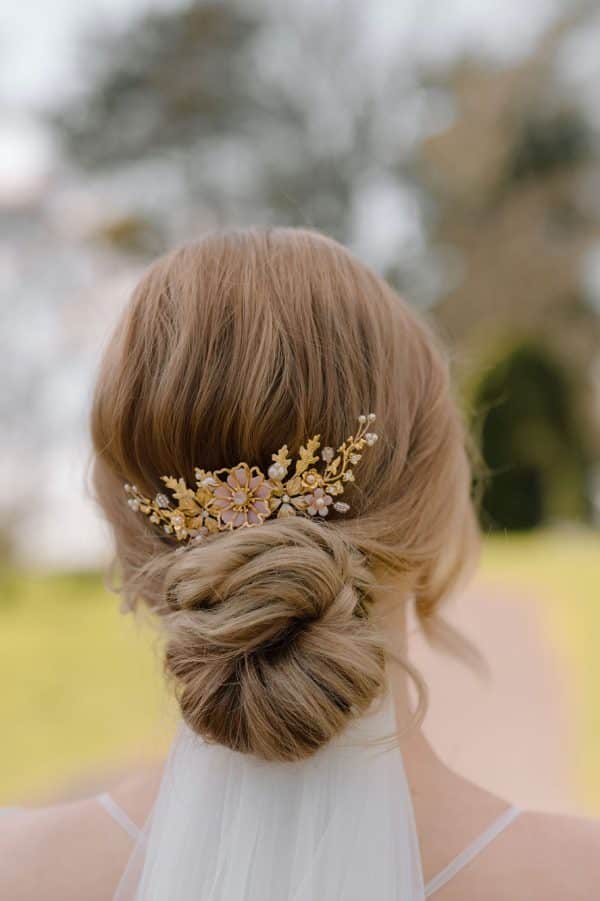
91 227 479 761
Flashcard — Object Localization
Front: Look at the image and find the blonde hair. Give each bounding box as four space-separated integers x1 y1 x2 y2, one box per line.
91 227 479 761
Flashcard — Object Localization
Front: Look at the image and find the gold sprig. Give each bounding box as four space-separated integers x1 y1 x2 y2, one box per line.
124 413 379 544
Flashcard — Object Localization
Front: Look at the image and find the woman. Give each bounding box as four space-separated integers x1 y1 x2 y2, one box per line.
1 227 598 899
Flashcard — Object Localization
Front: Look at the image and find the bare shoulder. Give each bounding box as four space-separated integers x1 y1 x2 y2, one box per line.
0 766 161 901
439 808 600 900
0 797 131 901
514 810 600 897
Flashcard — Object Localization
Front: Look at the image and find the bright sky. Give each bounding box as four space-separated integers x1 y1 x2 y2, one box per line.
0 0 186 108
0 0 185 201
0 0 563 199
0 0 563 205
0 0 561 108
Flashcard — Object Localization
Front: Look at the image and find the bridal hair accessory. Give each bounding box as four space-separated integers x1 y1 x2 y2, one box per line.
124 413 378 542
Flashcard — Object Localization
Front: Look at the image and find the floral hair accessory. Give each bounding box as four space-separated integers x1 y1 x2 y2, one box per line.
124 413 378 544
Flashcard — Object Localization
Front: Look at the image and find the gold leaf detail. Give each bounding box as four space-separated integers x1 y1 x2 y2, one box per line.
178 496 201 514
324 455 341 477
284 476 304 497
295 435 321 476
272 445 292 470
162 476 196 503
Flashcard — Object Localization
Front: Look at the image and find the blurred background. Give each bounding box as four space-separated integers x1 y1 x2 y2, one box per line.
1 0 598 814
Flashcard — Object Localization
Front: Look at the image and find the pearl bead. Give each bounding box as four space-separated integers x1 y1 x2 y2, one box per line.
268 463 285 480
233 490 248 505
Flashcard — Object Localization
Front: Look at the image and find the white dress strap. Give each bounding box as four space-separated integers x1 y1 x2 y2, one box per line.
425 805 521 897
96 793 144 843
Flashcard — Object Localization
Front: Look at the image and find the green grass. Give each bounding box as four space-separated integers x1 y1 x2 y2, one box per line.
0 569 174 803
0 531 598 807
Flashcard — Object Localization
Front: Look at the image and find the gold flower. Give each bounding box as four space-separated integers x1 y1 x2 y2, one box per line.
210 464 273 529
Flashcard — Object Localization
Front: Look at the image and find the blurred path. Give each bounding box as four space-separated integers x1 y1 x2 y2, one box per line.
411 579 583 815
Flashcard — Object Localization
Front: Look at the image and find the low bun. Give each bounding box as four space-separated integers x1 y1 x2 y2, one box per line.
161 517 387 761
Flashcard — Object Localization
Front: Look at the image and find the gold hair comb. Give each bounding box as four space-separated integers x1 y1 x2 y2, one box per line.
124 413 378 543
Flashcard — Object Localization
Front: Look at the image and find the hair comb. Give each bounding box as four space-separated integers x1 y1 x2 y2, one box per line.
124 413 378 543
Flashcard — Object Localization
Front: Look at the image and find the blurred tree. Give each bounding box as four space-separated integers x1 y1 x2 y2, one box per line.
53 0 441 290
473 342 590 530
421 19 600 526
52 0 600 531
507 110 590 184
90 214 165 257
56 3 262 166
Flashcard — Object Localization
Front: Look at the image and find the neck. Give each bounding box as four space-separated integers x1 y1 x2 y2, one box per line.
373 577 438 773
374 581 507 881
390 659 447 800
388 649 444 790
373 579 466 803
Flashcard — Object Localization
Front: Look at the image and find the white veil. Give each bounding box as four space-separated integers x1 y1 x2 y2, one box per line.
114 689 425 900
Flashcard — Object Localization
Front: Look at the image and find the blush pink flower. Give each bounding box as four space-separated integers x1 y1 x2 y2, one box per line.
305 486 333 517
211 464 273 529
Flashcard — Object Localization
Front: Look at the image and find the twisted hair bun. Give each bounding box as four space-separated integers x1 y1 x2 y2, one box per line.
161 517 387 761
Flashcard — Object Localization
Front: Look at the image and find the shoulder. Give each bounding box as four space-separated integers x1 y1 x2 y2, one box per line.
439 809 600 900
0 767 161 901
513 810 600 898
0 796 135 901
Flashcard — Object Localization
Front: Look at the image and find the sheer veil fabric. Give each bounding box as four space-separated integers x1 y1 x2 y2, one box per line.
114 690 425 900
